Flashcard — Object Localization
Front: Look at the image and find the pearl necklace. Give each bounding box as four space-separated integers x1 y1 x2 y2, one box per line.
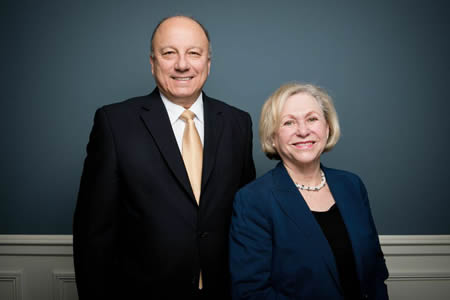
295 170 326 191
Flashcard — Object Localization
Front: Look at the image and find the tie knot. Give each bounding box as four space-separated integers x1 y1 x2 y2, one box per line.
180 110 196 121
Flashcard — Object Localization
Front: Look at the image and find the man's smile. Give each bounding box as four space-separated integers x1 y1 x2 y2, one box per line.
171 76 194 81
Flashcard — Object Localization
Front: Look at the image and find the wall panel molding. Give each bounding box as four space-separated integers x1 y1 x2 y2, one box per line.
52 271 77 300
0 270 23 300
381 235 450 256
0 235 73 256
1 235 450 299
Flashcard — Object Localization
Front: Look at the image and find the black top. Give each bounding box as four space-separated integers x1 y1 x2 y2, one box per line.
312 204 361 300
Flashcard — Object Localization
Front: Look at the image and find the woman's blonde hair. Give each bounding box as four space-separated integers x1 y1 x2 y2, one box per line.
259 82 341 160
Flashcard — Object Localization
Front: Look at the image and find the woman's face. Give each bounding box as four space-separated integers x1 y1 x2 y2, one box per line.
273 93 329 169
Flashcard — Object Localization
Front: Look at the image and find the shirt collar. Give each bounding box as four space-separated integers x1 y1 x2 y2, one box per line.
160 92 204 125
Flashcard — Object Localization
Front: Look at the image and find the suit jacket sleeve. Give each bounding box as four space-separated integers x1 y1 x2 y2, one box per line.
73 107 120 299
229 189 289 300
240 112 256 187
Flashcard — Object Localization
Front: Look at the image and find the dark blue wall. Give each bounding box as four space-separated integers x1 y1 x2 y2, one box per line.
1 0 449 234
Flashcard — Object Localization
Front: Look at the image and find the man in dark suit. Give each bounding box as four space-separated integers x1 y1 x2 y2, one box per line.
73 15 255 299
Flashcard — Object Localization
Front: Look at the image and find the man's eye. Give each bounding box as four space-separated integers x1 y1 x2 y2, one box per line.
189 51 201 56
163 51 175 56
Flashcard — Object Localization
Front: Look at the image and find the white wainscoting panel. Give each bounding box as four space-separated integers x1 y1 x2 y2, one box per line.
0 235 75 300
0 235 449 300
381 235 450 300
52 271 77 300
0 270 22 300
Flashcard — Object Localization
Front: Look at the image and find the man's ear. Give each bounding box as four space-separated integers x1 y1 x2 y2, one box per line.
149 55 155 75
207 58 211 76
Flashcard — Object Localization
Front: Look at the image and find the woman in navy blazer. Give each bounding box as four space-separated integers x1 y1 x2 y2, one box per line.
229 83 389 300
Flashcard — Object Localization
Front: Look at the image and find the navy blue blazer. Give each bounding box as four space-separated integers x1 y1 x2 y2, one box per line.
229 162 389 300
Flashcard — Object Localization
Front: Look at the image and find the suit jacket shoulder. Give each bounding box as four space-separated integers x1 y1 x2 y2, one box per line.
233 166 279 217
322 165 362 182
321 165 367 199
238 167 275 194
99 93 156 114
204 94 250 115
203 94 252 130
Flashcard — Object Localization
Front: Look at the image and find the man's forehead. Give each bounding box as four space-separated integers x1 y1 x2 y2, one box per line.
154 17 208 43
159 16 198 28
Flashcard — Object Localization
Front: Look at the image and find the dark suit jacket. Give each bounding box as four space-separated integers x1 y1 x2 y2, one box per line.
73 89 256 299
229 162 389 300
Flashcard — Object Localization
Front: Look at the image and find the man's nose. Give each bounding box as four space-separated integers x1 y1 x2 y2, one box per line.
175 55 189 71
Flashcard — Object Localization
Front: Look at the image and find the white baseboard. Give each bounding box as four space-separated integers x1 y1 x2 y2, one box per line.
1 235 449 300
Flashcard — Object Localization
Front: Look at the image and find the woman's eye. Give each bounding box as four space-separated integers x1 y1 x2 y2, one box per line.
283 120 294 126
308 117 318 122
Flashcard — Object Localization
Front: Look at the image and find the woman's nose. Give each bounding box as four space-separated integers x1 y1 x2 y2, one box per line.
296 122 310 136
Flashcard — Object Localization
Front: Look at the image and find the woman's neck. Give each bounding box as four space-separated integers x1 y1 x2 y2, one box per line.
283 160 322 186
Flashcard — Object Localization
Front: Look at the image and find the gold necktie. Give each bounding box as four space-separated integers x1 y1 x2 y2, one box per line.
180 110 203 205
180 110 204 290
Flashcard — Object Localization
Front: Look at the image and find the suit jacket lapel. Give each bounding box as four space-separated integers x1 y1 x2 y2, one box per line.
325 167 366 285
201 94 224 193
139 89 196 203
272 163 342 292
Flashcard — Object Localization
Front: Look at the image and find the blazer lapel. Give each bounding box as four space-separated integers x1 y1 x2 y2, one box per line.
200 94 224 193
272 163 342 292
139 89 196 203
325 167 367 285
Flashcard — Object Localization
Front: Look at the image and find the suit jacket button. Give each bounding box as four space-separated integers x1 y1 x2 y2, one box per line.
200 232 209 238
363 294 369 299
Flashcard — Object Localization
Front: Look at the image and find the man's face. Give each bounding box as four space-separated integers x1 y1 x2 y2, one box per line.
150 17 211 107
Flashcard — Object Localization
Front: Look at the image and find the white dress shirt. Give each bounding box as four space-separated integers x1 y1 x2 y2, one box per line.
160 93 205 154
